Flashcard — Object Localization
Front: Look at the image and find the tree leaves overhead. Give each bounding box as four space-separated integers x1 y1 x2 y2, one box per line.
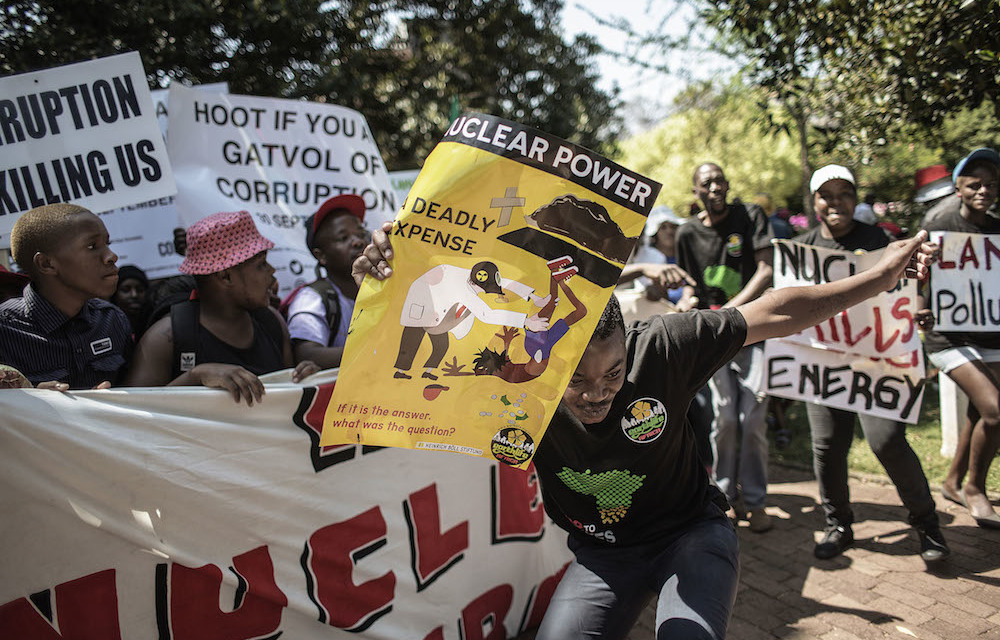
0 0 620 169
699 0 1000 151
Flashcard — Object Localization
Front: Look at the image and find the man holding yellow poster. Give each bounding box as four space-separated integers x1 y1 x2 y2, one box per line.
353 183 940 638
322 113 659 466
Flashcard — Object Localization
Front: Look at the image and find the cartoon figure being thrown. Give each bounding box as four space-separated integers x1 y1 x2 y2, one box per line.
474 256 584 383
394 261 550 380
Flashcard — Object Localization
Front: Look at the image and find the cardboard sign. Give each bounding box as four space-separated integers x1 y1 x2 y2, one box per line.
0 52 176 246
763 339 925 423
321 113 660 467
928 231 1000 332
167 85 396 294
772 240 920 359
95 84 229 278
0 377 571 638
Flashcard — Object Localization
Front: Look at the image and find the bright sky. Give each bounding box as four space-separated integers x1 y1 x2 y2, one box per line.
561 0 737 132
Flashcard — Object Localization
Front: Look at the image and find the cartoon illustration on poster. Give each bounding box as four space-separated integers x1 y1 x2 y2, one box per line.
320 113 661 468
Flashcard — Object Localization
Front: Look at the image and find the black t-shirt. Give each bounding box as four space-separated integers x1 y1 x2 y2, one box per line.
676 203 774 308
793 221 891 252
922 207 1000 352
533 308 747 547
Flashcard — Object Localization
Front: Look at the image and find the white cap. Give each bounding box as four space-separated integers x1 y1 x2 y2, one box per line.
810 164 856 194
643 206 686 238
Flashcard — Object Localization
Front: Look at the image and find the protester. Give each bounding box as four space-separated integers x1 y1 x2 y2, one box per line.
616 207 713 468
922 148 1000 529
794 165 948 561
126 210 318 404
852 193 879 225
617 206 694 306
914 164 956 222
676 162 776 532
111 264 151 340
0 204 131 390
354 219 938 640
755 192 792 240
283 194 369 369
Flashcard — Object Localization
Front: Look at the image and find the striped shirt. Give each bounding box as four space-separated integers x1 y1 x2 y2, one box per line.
0 285 132 389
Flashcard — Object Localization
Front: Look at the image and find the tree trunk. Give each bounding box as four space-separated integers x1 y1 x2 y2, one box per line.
793 109 814 224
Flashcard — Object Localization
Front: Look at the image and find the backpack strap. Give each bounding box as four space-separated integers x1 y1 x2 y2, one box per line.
169 299 200 379
306 279 343 339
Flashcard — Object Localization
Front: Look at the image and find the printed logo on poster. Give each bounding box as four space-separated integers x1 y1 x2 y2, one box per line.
491 427 536 466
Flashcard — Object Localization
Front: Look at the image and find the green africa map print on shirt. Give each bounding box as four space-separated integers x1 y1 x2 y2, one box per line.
556 467 646 525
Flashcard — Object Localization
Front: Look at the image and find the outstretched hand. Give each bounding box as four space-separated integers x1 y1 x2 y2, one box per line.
644 263 696 290
876 230 938 286
352 222 395 287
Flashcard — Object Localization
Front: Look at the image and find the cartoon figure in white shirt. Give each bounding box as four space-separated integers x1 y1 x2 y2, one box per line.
394 261 550 380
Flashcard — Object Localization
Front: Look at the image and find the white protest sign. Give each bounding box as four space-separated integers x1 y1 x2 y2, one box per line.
388 168 421 205
0 52 176 246
0 377 571 638
167 85 397 294
96 84 229 279
772 240 919 358
929 231 1000 332
763 339 925 423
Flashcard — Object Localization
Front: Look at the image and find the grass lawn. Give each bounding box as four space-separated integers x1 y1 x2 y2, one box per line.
768 383 1000 495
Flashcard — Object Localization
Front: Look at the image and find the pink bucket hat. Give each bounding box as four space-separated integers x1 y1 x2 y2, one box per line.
179 211 275 275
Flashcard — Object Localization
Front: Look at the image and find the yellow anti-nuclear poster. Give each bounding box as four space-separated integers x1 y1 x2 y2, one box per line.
320 113 661 468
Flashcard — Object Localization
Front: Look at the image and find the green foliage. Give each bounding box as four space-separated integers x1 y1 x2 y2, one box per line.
685 1 1000 213
0 0 621 169
616 81 801 215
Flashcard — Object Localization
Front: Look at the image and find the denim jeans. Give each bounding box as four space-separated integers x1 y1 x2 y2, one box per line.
708 343 770 509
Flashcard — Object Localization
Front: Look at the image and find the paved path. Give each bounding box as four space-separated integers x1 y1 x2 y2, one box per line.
520 465 1000 639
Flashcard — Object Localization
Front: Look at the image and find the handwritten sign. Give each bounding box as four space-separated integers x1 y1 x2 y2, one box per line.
763 339 925 423
772 240 919 359
928 231 1000 332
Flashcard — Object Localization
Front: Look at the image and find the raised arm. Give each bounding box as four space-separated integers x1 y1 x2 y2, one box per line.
739 231 937 346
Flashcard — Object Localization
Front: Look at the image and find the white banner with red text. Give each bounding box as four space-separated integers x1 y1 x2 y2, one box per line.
0 374 570 639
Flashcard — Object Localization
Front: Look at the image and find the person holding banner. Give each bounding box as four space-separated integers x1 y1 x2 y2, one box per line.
126 211 319 404
676 163 776 533
354 219 938 640
794 165 948 561
922 148 1000 529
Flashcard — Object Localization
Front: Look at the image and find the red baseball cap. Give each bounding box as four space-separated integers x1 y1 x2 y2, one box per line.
306 194 366 249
